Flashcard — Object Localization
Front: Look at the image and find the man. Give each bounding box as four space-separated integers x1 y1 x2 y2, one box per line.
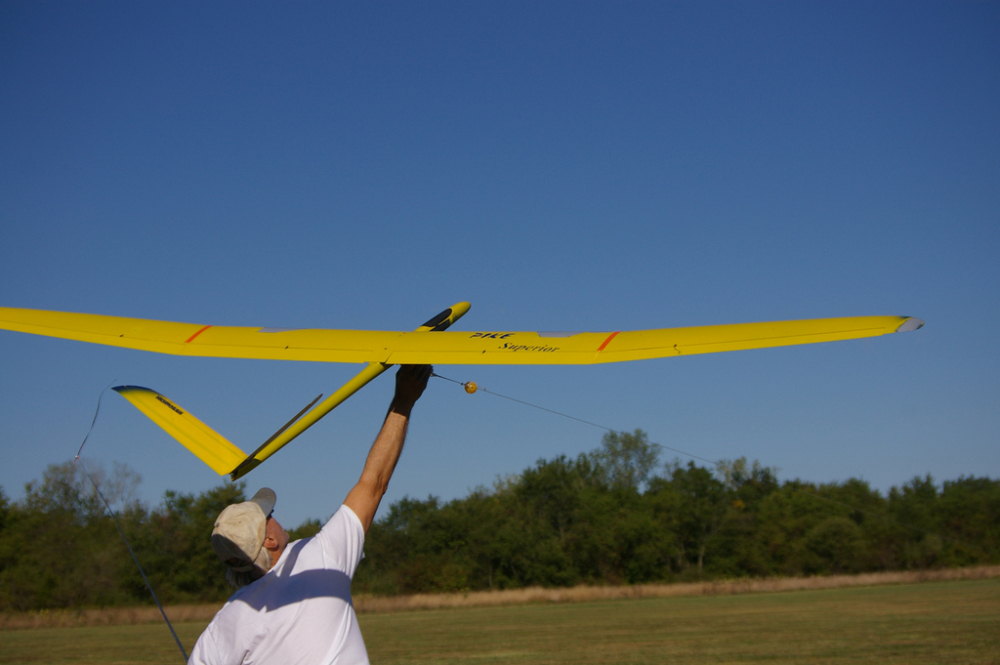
188 364 432 665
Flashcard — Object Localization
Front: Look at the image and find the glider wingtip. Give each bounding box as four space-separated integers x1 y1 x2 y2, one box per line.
112 384 149 394
896 317 924 333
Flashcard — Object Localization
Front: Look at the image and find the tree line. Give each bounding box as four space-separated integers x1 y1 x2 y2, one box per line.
1 431 997 610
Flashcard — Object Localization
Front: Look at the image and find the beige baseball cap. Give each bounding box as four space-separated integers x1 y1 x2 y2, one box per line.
211 488 277 572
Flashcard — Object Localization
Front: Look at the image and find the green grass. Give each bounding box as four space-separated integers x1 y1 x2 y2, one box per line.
0 623 205 664
2 579 998 664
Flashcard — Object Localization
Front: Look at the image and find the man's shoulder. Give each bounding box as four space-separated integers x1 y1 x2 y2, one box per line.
205 591 255 632
298 504 366 575
327 504 363 531
316 505 364 546
299 504 360 543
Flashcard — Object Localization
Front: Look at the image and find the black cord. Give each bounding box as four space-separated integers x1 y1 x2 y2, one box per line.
430 372 962 546
432 372 725 468
76 387 189 663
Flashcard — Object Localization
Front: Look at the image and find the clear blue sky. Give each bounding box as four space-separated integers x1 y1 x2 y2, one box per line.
1 2 997 527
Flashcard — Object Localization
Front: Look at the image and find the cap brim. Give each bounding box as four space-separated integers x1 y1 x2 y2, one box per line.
250 487 276 517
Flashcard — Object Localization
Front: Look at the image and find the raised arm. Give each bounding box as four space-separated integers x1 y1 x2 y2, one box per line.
344 365 431 532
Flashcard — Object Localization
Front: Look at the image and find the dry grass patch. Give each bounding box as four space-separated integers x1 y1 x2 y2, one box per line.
2 565 997 630
0 604 221 631
354 564 1000 613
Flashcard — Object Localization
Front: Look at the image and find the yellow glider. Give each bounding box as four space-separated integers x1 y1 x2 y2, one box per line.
0 303 923 479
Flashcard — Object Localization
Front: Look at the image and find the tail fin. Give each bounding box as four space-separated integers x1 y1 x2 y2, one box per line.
113 386 247 476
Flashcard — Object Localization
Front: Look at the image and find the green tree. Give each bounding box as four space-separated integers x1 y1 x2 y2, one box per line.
937 476 1000 565
128 482 247 603
801 516 865 574
589 429 661 491
0 486 9 534
886 475 941 569
0 461 128 610
708 458 779 576
662 461 729 577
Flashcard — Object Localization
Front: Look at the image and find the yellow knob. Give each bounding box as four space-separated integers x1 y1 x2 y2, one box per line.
464 381 478 394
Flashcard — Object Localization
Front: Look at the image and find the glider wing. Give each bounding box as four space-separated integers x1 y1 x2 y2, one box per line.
113 386 246 475
1 304 923 479
0 307 922 365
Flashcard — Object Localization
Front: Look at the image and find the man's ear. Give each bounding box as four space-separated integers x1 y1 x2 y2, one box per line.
263 534 279 551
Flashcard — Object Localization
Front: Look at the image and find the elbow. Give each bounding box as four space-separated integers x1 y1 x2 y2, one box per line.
361 470 391 500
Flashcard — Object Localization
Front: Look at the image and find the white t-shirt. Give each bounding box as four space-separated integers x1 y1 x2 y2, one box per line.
188 505 368 665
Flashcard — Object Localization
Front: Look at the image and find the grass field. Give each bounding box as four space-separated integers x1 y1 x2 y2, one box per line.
1 578 997 664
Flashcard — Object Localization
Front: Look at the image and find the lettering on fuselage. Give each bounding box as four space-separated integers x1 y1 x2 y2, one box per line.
500 342 559 353
469 332 515 340
156 395 184 415
469 332 561 353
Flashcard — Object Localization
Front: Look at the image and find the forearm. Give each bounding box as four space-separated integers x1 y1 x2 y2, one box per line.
344 410 408 531
362 408 410 493
344 365 429 531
